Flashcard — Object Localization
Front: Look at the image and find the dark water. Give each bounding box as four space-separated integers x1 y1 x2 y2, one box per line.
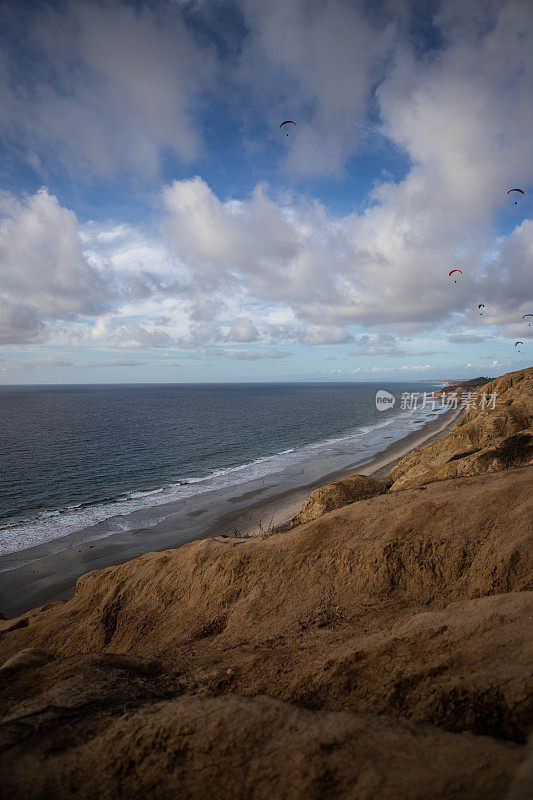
0 382 442 555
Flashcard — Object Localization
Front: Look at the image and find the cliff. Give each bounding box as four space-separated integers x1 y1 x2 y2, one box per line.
0 367 532 799
435 376 492 394
286 367 532 526
390 367 533 490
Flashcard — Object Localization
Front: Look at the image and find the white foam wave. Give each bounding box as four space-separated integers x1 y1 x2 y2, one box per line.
0 404 444 562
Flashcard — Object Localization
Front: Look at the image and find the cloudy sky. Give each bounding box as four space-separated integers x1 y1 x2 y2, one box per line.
0 0 532 384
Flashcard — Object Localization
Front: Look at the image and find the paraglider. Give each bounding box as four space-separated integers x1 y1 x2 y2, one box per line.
478 304 484 315
515 341 523 352
280 121 296 137
523 314 533 327
449 269 463 284
507 188 525 206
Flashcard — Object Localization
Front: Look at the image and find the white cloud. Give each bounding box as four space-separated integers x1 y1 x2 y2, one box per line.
238 0 393 177
162 178 324 302
227 317 260 343
161 171 532 336
0 189 110 342
0 0 215 178
225 347 291 360
0 296 46 344
300 326 353 345
1 0 532 369
447 333 486 344
370 363 434 373
327 368 360 375
349 333 409 356
86 315 172 350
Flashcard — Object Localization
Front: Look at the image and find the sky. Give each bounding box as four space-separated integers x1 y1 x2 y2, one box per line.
0 0 532 384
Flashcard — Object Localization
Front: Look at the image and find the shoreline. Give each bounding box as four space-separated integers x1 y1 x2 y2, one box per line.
0 405 463 618
200 403 464 540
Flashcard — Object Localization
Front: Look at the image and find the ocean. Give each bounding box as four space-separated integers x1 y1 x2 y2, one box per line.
0 382 444 562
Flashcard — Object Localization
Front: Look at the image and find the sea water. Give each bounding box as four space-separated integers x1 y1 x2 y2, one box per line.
0 382 445 561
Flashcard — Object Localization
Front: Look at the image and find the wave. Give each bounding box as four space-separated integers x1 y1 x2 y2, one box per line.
0 404 445 563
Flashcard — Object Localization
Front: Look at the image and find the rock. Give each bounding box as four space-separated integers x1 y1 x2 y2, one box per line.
292 592 533 741
290 474 389 527
505 737 533 800
0 616 29 634
390 367 533 490
0 676 523 800
0 648 52 674
377 472 394 488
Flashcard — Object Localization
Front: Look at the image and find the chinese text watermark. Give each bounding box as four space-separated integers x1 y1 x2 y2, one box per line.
376 389 498 412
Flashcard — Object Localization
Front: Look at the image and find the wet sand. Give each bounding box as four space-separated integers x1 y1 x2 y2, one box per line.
0 405 463 617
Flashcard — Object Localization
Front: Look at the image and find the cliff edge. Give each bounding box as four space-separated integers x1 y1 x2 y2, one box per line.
390 366 533 490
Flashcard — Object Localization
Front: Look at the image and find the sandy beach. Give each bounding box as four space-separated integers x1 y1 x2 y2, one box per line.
0 404 463 618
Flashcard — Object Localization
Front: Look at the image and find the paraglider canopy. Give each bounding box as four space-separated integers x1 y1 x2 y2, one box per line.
478 303 484 315
280 120 296 137
523 314 533 326
514 341 523 346
508 188 525 205
449 268 462 283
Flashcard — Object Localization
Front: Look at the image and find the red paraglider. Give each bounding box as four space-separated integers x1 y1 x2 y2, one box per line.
478 304 484 315
515 341 523 352
280 121 296 137
508 188 525 206
449 268 463 284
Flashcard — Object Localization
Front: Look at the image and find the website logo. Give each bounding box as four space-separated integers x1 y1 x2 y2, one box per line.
375 389 396 411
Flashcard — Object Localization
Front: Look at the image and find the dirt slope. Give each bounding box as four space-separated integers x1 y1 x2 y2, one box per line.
0 661 523 800
1 463 532 797
390 366 533 490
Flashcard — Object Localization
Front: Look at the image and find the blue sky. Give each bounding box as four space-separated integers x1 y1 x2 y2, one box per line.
0 0 532 383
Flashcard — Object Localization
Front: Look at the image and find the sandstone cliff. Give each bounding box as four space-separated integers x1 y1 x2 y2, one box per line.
287 367 532 526
289 473 389 527
1 462 532 798
390 366 533 490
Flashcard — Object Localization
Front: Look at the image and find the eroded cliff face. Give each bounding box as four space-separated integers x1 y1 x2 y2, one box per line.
390 367 533 490
1 462 532 799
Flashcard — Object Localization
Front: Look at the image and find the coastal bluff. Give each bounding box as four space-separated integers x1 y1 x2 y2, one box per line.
286 366 532 526
390 367 533 490
0 367 532 799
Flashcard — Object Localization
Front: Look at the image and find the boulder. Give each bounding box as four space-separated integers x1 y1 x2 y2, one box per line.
290 474 389 527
